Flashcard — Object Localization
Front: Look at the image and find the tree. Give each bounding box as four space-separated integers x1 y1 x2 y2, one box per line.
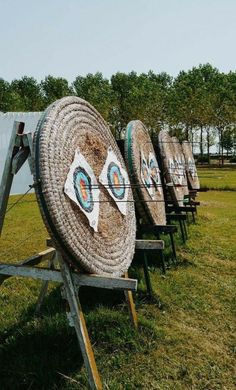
10 76 43 111
73 72 114 122
41 75 73 106
0 79 12 112
221 127 234 157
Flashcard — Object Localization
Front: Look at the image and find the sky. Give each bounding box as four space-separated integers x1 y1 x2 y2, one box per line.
0 0 236 83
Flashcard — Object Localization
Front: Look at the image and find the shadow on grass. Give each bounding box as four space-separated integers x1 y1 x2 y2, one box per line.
0 260 170 389
0 287 85 389
0 282 141 389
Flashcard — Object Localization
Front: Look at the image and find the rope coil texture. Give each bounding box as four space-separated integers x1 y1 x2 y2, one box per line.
33 96 136 276
182 141 200 190
158 130 185 206
124 120 166 226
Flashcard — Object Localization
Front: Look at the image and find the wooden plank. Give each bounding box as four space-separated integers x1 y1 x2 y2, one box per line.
11 147 30 174
58 254 102 390
0 248 56 285
23 133 35 174
35 255 56 315
135 239 164 250
0 121 25 234
0 262 137 291
0 264 63 282
139 224 177 234
73 273 137 291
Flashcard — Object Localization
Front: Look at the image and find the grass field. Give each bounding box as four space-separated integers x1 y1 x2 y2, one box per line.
0 183 235 388
198 167 236 191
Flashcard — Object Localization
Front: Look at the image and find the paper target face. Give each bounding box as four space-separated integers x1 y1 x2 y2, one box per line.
99 147 129 215
107 162 125 200
149 152 161 193
64 149 100 231
188 157 196 179
73 167 94 213
181 156 186 179
174 156 183 185
141 151 153 198
168 158 178 186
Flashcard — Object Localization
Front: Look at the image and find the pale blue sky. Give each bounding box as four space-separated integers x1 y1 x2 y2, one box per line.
0 0 235 82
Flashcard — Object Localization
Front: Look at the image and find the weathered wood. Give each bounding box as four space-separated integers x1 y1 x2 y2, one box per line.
0 121 25 234
0 248 55 285
167 205 196 213
0 263 137 291
0 264 62 282
124 272 138 329
139 224 177 234
23 133 34 174
143 252 153 297
58 253 102 390
35 255 56 315
11 147 30 174
135 239 164 250
73 273 137 291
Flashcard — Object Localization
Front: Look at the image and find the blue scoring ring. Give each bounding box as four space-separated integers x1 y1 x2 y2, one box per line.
107 162 125 200
73 166 94 213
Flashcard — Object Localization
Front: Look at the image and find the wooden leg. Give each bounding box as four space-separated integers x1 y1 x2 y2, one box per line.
35 254 56 315
183 220 188 240
179 219 186 243
155 231 166 272
143 252 153 298
58 254 102 390
169 232 177 264
124 272 138 329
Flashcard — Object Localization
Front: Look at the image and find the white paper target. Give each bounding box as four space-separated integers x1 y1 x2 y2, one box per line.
140 150 153 198
168 158 179 186
188 157 197 179
149 152 161 194
64 149 100 232
99 147 129 216
174 156 183 186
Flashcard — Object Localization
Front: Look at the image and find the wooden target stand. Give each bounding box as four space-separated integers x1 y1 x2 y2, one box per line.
117 139 177 274
0 121 140 389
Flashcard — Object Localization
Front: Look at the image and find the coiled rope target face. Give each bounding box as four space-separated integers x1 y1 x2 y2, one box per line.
124 120 166 226
34 96 136 276
182 141 200 190
171 136 189 197
158 130 185 206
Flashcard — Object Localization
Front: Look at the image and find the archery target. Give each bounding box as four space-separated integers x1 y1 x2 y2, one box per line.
149 152 161 193
140 150 153 198
182 141 200 190
124 120 166 226
64 149 100 231
188 157 197 179
34 96 136 276
99 147 129 215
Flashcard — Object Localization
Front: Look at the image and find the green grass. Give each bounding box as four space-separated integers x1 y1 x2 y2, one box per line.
0 189 235 389
198 167 236 190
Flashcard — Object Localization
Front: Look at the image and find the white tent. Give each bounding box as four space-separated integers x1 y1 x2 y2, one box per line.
0 112 42 195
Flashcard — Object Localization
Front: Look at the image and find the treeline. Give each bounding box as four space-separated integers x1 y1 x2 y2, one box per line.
1 63 236 159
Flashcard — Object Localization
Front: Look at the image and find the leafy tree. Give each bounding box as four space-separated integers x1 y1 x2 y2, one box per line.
0 79 12 112
221 127 234 157
10 76 43 111
41 75 73 106
73 72 113 122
